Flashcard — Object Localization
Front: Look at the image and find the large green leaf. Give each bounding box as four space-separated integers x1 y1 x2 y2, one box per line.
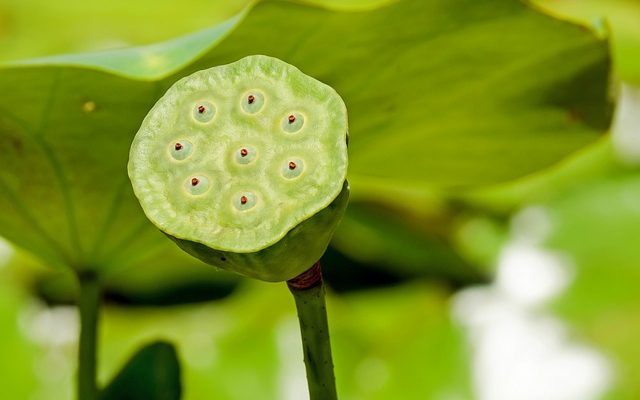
534 0 640 84
0 0 610 272
0 0 392 65
460 136 631 214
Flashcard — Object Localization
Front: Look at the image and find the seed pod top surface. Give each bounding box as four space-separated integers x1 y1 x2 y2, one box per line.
128 55 348 253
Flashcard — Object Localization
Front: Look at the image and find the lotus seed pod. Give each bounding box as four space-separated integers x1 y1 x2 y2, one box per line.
128 55 349 282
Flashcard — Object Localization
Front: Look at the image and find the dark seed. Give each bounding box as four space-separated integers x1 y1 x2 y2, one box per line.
175 143 183 151
191 178 199 186
240 195 248 205
248 95 255 104
197 105 206 114
240 148 248 157
288 161 297 170
288 114 296 123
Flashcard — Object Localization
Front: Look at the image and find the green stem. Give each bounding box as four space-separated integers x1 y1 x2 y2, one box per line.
287 262 338 400
77 271 101 400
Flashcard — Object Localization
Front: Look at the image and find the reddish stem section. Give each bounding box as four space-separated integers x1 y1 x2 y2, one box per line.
288 114 296 123
287 262 337 399
287 261 322 290
191 178 199 186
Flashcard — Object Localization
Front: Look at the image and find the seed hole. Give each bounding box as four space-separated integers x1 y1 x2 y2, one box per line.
192 101 215 123
184 175 210 196
241 91 265 114
233 191 257 211
220 256 227 261
282 112 304 133
169 140 193 161
235 145 257 164
282 158 304 179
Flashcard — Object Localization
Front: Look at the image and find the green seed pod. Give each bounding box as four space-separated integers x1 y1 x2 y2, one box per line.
128 55 349 282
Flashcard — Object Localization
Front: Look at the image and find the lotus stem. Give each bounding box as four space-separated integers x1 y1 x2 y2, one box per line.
288 262 338 400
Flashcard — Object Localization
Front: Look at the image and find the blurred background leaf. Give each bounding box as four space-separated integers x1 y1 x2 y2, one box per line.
452 81 640 399
100 341 181 400
542 173 640 399
0 254 471 400
100 281 470 400
0 257 43 399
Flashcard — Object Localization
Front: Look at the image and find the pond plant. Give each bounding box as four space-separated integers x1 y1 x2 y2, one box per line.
128 55 349 400
0 0 615 399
